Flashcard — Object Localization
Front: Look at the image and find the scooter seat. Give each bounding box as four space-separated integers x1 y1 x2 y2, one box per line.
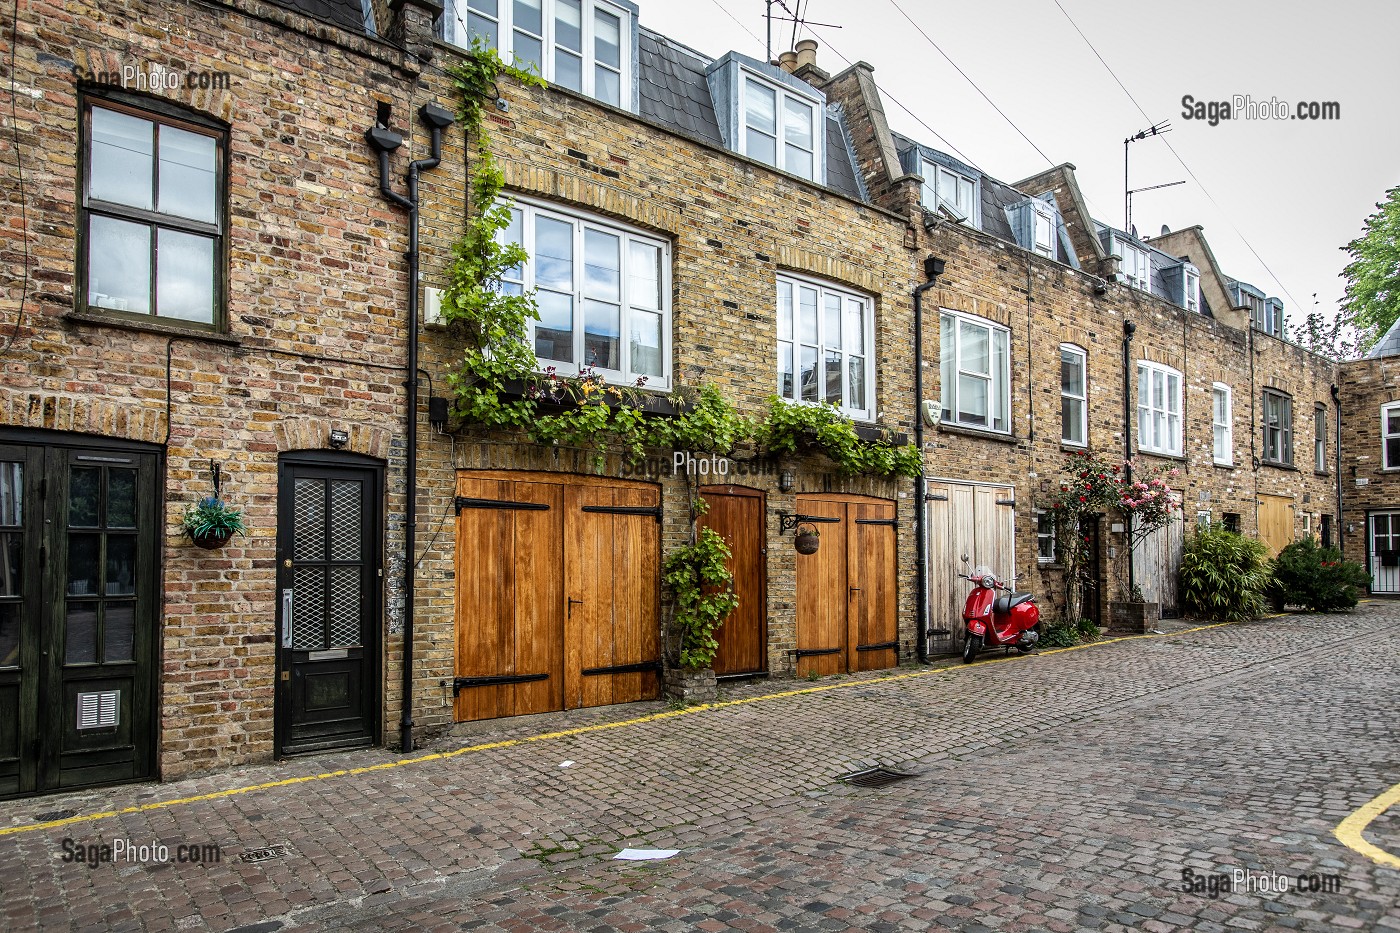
993 592 1036 615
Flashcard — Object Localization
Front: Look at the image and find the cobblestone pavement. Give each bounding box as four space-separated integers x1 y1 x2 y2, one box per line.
1 605 1397 932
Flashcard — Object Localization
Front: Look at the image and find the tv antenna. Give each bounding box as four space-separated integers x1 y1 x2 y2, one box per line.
1126 179 1184 234
764 0 842 62
1123 120 1171 231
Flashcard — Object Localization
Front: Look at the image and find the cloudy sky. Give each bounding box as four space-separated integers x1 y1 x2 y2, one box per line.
639 0 1400 327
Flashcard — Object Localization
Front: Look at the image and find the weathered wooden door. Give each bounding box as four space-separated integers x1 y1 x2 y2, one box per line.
1133 508 1184 617
276 455 382 756
793 494 897 676
1258 494 1294 556
0 434 160 799
454 472 660 722
925 481 1016 651
698 485 766 677
1369 512 1400 595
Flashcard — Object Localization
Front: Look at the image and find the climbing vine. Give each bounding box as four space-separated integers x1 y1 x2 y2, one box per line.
757 397 922 478
663 527 740 670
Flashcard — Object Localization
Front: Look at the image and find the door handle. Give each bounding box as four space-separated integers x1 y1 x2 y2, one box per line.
568 597 583 617
281 589 293 643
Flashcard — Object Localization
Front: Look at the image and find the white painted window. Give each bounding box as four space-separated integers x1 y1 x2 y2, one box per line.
500 198 670 388
1212 383 1232 466
776 273 874 420
1137 361 1182 456
1383 402 1400 470
921 160 979 228
940 311 1011 434
1116 237 1150 291
1262 389 1294 466
742 74 820 181
1033 202 1056 257
1036 511 1056 563
1184 267 1200 313
1196 509 1212 527
444 0 630 109
1302 512 1313 539
1060 345 1087 446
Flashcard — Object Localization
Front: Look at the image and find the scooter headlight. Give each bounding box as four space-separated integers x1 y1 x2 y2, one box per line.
980 574 997 589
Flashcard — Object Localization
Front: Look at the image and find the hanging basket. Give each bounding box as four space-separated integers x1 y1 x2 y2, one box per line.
794 523 821 555
190 528 234 550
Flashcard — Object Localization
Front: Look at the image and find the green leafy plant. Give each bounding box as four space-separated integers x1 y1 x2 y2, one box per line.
757 397 921 477
1075 617 1100 641
1179 523 1270 622
1038 620 1079 648
663 527 740 671
655 383 754 455
1339 184 1400 354
1268 537 1370 612
181 497 247 540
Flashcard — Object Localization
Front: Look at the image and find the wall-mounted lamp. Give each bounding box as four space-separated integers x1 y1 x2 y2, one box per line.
778 470 794 493
1093 281 1109 296
428 396 449 432
329 429 349 449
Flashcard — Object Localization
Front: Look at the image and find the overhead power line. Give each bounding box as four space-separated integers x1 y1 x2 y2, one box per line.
1051 0 1302 310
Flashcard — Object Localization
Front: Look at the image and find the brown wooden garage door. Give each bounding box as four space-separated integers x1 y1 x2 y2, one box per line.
793 494 898 676
453 471 660 722
698 485 767 677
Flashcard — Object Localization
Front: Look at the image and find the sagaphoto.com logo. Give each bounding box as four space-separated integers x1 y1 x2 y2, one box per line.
1181 94 1340 127
74 60 231 91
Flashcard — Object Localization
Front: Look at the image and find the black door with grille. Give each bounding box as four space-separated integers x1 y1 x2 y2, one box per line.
275 454 382 756
0 431 160 799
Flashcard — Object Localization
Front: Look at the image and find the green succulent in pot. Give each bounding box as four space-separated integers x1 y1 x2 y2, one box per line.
182 496 247 549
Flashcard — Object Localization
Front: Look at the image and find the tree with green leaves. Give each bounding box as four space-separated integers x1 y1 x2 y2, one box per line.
1339 185 1400 354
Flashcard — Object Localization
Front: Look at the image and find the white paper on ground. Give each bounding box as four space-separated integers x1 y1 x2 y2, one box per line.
613 848 679 861
559 760 574 768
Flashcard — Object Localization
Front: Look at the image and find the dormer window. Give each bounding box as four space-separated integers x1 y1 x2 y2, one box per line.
921 160 979 227
741 74 819 180
1032 201 1055 257
442 0 632 109
1184 267 1200 312
1116 238 1150 291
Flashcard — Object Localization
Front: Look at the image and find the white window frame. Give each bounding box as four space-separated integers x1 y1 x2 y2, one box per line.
1115 236 1150 291
1036 510 1056 564
1211 383 1233 466
1196 509 1212 528
1136 361 1182 456
921 159 980 229
501 197 671 389
1262 389 1294 466
443 0 632 109
1383 401 1400 470
940 310 1011 434
1060 344 1087 447
1314 404 1328 473
1184 267 1200 313
1302 511 1313 539
738 71 822 182
775 272 875 421
1032 202 1056 258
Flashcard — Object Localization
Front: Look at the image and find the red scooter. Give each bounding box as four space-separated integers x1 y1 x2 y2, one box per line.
957 556 1041 663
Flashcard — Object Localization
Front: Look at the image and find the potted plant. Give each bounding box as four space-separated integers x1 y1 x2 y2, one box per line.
182 497 247 550
794 522 821 555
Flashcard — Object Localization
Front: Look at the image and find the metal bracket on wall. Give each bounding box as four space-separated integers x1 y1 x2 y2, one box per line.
580 660 662 677
453 672 549 695
777 512 842 533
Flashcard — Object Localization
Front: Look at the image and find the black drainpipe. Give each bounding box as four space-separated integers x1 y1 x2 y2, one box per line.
1331 383 1343 548
913 255 945 663
366 101 456 753
1122 319 1136 596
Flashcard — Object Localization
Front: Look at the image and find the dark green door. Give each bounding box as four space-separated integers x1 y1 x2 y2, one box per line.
276 455 381 756
0 434 160 799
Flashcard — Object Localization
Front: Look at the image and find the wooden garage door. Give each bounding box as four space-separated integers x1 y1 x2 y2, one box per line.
925 481 1016 651
793 494 897 676
454 472 659 722
1258 494 1294 556
698 486 766 677
1133 508 1184 617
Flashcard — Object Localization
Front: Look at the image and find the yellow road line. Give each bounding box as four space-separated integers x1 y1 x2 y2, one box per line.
0 621 1231 839
1335 782 1400 871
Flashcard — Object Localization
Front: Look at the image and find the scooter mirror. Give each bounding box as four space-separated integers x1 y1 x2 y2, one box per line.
960 554 969 564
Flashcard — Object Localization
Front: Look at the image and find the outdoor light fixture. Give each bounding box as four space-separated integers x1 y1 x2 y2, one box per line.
779 470 794 493
328 429 349 449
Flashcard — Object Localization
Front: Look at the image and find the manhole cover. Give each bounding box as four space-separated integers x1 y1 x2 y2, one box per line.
239 844 292 863
840 767 916 788
34 809 78 822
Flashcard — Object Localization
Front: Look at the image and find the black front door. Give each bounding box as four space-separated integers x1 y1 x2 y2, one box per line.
275 455 381 756
0 433 160 799
1081 515 1103 630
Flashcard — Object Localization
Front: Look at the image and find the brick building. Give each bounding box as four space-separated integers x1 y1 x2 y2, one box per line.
1339 318 1400 594
0 0 1376 800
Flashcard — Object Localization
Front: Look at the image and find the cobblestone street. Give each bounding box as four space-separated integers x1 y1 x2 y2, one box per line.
2 604 1397 932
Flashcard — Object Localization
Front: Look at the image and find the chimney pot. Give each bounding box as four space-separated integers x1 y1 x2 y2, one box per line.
795 39 818 69
778 50 798 73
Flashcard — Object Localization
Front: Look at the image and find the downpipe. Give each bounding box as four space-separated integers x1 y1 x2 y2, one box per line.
912 255 945 663
366 103 456 753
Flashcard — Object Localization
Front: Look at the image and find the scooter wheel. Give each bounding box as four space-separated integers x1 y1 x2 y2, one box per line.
961 634 982 664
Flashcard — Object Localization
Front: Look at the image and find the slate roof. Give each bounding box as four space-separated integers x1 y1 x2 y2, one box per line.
265 0 370 33
635 28 865 201
1097 223 1208 316
1367 315 1400 359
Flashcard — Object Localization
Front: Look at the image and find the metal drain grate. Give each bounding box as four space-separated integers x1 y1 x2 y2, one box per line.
34 809 78 822
239 844 292 863
839 767 916 788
